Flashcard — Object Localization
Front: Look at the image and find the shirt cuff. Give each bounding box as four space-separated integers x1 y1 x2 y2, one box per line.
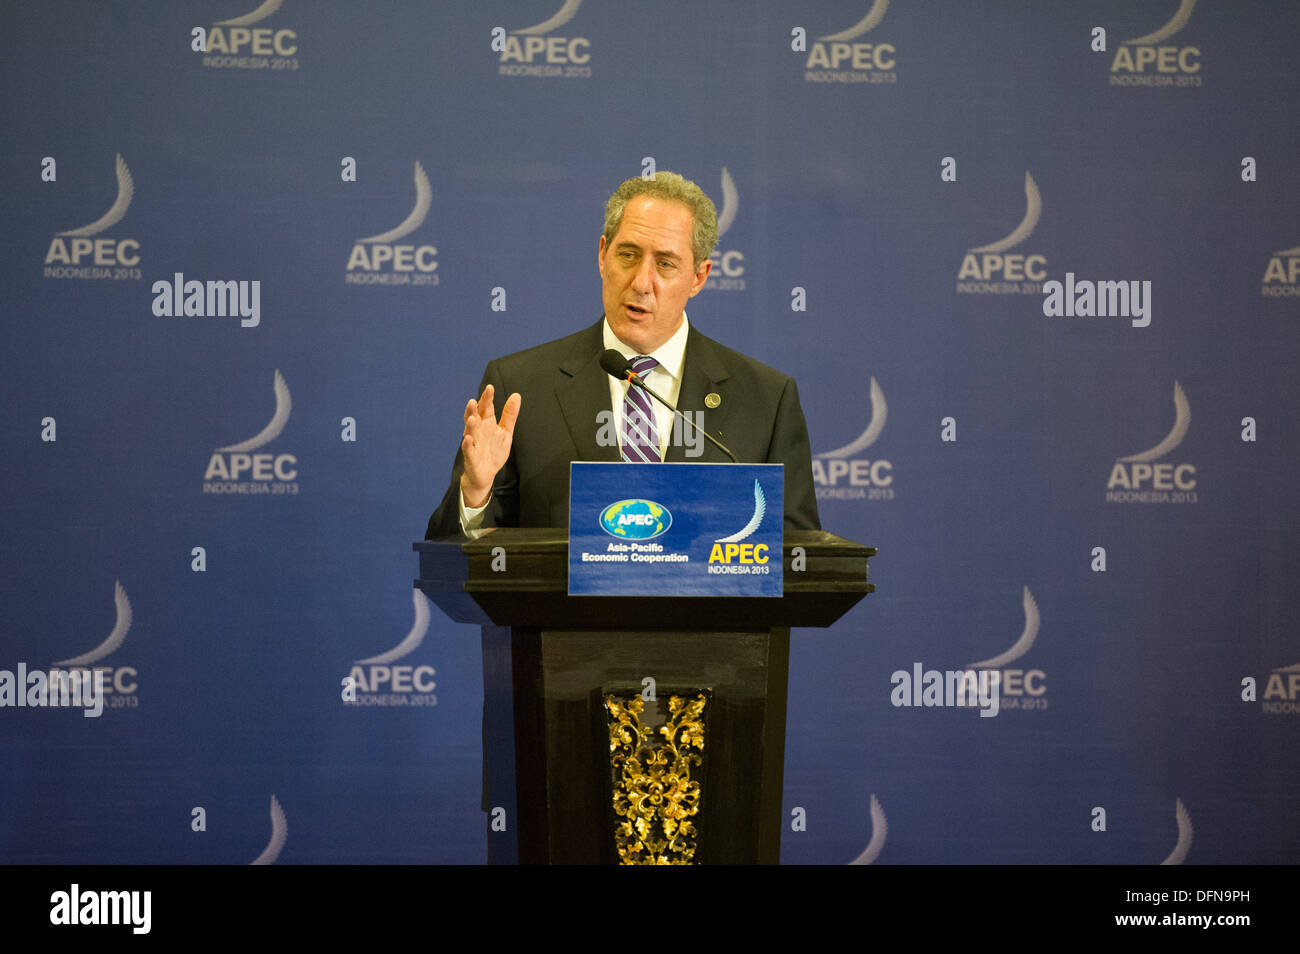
459 487 488 533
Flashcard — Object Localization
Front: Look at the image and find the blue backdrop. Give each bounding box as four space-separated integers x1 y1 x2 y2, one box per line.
2 0 1297 864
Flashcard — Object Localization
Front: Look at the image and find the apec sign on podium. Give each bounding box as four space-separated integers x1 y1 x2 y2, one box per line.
568 462 783 597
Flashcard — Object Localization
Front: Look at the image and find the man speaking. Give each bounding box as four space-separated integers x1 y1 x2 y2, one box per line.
426 171 820 537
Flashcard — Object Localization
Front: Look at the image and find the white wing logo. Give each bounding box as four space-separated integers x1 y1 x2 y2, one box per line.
1124 0 1195 45
58 154 133 238
715 481 766 544
847 794 888 864
716 168 739 238
216 0 282 27
356 591 431 665
250 794 288 865
969 587 1039 670
816 377 886 459
512 0 582 35
818 0 889 41
357 162 432 245
1159 798 1193 865
969 172 1041 254
53 581 131 668
217 370 291 453
1118 382 1189 463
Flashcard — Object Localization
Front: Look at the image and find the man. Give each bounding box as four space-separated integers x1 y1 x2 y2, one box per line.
426 171 820 537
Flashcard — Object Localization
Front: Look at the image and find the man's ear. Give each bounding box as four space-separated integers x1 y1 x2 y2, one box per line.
689 257 712 296
597 234 607 276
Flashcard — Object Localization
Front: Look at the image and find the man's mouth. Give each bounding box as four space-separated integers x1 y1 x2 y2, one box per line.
624 303 650 317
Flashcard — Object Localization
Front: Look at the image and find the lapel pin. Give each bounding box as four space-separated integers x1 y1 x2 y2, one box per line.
705 392 722 408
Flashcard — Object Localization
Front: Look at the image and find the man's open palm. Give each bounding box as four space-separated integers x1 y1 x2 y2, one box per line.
459 384 521 509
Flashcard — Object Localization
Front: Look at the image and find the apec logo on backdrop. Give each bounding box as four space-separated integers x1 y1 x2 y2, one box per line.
44 154 142 281
966 587 1048 713
812 377 894 501
890 587 1048 719
492 0 592 78
1255 663 1300 716
699 168 746 293
800 0 897 85
197 0 299 71
248 794 289 864
0 581 141 718
1105 382 1198 504
50 581 141 709
345 161 440 287
956 171 1049 296
341 591 438 708
1261 245 1300 298
1107 0 1202 88
202 370 300 495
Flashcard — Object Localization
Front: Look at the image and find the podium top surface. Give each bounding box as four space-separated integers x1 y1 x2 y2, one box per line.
414 528 875 629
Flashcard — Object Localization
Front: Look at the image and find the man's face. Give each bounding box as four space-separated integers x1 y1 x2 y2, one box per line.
598 195 711 354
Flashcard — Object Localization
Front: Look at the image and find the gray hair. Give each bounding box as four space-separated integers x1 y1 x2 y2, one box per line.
602 171 717 268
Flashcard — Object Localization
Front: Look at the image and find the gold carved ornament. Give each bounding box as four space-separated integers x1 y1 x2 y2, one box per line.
605 693 707 865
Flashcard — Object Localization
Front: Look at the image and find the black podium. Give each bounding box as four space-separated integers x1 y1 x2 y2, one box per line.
415 527 874 864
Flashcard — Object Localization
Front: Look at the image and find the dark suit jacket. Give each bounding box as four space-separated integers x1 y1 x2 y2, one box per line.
426 319 820 536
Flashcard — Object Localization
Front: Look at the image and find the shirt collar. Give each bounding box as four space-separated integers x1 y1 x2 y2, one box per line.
602 313 690 384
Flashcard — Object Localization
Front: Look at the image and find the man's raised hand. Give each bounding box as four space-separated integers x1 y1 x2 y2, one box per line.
459 384 522 509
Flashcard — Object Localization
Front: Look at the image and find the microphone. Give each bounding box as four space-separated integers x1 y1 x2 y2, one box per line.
598 349 634 380
599 349 737 462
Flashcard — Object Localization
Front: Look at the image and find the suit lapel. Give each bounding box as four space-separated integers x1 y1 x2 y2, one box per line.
556 320 620 462
667 327 734 462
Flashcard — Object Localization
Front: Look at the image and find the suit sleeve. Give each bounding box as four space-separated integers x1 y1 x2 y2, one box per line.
769 377 821 531
425 361 521 539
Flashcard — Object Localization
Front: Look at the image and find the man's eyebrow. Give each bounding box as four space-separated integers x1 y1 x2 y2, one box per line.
614 241 681 261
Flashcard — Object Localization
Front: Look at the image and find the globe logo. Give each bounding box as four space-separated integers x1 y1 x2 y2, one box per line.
599 499 672 540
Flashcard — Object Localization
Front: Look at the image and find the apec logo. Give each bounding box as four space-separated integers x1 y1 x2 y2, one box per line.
813 377 894 501
44 154 142 281
956 171 1048 295
600 499 671 540
203 369 300 495
345 161 439 286
1262 245 1300 297
802 0 897 85
493 0 592 78
1108 0 1201 87
702 168 745 292
342 591 438 709
199 0 299 71
1105 381 1197 504
52 580 139 713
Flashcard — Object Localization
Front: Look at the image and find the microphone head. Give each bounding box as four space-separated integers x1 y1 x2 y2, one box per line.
599 349 632 379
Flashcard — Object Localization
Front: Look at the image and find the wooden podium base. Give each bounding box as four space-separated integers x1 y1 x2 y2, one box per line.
485 625 789 864
416 528 874 865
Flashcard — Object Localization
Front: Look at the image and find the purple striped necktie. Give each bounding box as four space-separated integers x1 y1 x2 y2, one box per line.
621 355 661 462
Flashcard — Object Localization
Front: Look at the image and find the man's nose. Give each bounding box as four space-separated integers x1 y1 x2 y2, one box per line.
631 257 655 292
